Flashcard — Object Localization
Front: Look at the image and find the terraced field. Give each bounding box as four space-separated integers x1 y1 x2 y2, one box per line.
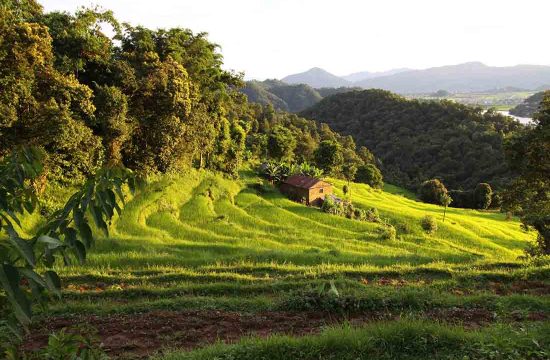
13 169 550 359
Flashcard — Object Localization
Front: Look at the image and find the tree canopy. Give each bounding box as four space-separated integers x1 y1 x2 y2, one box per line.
503 91 550 254
302 89 524 191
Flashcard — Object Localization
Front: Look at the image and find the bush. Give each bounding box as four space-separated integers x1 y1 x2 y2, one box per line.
474 183 492 209
418 179 448 205
365 207 381 222
321 197 343 215
421 215 438 234
353 208 366 221
490 192 502 209
343 202 355 219
355 164 384 189
378 225 397 241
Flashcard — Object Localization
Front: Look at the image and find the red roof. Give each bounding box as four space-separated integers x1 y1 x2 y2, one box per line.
283 175 331 189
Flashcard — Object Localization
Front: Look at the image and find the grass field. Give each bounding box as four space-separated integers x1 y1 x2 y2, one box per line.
5 168 549 359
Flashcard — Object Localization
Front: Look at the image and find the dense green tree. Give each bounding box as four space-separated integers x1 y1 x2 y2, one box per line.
0 7 103 182
419 179 449 205
302 89 523 191
473 183 493 210
357 146 375 165
267 125 297 162
314 140 344 176
93 85 132 165
40 7 120 82
124 55 193 172
503 91 550 254
342 163 358 184
355 164 384 189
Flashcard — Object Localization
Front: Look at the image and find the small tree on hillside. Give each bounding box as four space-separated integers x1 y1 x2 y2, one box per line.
474 183 492 210
440 193 453 222
355 164 383 189
419 179 448 205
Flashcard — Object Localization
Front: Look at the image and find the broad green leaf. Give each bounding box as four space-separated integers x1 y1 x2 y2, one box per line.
0 264 32 325
77 221 93 248
73 208 84 227
63 227 78 247
73 240 86 264
91 205 108 235
43 247 55 267
44 271 62 298
19 268 47 289
6 224 35 266
37 235 64 250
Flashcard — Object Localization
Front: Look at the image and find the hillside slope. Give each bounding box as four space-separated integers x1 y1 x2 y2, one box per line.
509 91 546 118
16 170 547 358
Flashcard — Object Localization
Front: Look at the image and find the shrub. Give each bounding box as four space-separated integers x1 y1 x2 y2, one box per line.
321 197 343 215
365 207 381 222
353 208 367 221
378 225 397 241
396 221 413 234
474 183 492 209
421 215 438 234
418 179 448 205
355 164 384 189
490 192 502 209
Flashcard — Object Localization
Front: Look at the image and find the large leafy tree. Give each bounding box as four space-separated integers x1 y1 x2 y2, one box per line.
356 164 383 189
419 179 449 205
314 140 344 177
267 125 297 162
503 91 550 254
0 4 103 182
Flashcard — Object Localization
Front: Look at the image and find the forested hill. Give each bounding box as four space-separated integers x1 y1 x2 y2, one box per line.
241 80 322 113
509 91 545 118
301 89 524 191
241 79 359 113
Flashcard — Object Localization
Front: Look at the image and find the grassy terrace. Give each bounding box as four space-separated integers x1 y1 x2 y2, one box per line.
6 169 549 358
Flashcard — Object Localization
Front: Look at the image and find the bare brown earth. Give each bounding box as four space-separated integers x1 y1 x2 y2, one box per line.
22 309 548 359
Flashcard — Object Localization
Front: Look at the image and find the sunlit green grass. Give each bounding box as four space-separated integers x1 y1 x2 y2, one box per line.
11 168 548 357
41 168 537 279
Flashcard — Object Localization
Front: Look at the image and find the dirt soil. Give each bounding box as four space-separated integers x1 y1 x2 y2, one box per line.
22 310 388 358
22 308 548 358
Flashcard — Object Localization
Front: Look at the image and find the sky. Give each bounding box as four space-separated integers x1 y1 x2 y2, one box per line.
40 0 550 80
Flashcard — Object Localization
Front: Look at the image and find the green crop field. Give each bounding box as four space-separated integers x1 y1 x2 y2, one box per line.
8 169 549 359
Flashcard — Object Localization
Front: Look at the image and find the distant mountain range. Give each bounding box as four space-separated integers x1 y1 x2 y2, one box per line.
282 67 351 88
280 63 550 94
342 68 412 82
